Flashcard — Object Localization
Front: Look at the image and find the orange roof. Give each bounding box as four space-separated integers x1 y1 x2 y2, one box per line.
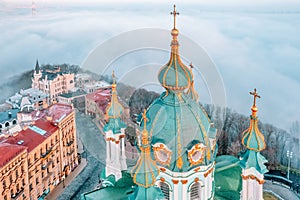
0 143 27 168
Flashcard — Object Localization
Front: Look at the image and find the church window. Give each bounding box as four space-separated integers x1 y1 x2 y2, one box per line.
188 143 205 166
159 181 170 200
153 143 172 165
190 182 200 200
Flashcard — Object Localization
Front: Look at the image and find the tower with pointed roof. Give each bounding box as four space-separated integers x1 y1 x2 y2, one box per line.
32 59 42 89
240 89 268 200
134 5 218 200
103 71 127 181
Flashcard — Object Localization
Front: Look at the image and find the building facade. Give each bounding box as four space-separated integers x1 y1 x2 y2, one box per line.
32 60 75 103
0 103 78 200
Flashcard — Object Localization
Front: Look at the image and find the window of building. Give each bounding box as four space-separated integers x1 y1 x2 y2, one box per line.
36 177 39 185
190 182 200 200
3 180 6 188
5 122 9 127
159 182 170 200
29 184 33 191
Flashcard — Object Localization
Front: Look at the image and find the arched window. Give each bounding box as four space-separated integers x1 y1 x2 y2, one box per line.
159 182 170 200
5 122 9 127
190 182 200 200
12 120 17 125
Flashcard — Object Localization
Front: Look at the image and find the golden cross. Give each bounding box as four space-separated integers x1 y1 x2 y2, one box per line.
249 88 261 106
170 4 179 29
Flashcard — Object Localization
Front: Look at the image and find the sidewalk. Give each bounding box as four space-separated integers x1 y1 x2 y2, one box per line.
45 158 87 200
264 180 300 200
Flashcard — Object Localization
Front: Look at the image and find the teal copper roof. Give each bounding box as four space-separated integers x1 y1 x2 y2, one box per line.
103 72 126 134
242 108 266 152
131 110 159 188
157 28 193 91
140 91 217 172
80 172 136 200
215 155 242 200
239 149 268 174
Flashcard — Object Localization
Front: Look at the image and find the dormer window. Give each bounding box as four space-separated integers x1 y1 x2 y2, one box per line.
153 143 172 165
188 143 206 166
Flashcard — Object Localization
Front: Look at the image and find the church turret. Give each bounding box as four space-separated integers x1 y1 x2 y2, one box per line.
103 71 127 181
240 88 268 200
131 110 164 199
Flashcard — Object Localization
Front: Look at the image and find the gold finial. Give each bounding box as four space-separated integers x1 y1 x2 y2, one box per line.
142 109 148 130
141 109 149 145
249 88 260 107
170 4 179 29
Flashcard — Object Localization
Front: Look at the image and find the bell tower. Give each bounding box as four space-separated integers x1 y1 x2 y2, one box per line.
240 88 268 200
103 71 127 181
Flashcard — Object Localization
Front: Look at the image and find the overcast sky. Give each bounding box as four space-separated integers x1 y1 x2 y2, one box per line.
0 0 299 130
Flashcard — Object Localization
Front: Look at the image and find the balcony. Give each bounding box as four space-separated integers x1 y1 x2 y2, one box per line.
67 149 75 156
66 140 74 147
11 187 24 200
41 147 53 159
41 159 53 170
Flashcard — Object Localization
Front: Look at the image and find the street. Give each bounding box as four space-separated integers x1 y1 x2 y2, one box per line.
57 112 106 200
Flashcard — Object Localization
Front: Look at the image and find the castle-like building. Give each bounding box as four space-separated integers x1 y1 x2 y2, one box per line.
81 5 268 200
32 60 75 103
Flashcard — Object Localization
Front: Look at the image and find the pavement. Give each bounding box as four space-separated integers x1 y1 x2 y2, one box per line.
45 158 87 200
264 180 300 200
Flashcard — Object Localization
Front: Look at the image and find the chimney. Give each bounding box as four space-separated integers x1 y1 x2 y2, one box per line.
8 111 12 118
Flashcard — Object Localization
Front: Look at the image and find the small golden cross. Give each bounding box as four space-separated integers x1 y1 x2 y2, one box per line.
249 88 261 106
170 4 179 29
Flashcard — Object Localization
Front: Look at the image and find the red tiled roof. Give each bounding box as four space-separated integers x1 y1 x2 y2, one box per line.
86 89 111 113
1 119 58 152
0 143 27 168
29 103 73 122
45 103 73 122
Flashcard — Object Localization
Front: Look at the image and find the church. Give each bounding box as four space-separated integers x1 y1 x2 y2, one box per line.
81 5 268 200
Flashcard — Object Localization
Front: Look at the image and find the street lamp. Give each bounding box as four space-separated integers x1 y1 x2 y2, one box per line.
287 150 293 180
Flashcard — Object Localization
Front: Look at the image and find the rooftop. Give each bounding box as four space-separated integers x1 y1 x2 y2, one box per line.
0 109 19 123
59 90 86 98
0 119 58 152
86 88 111 113
0 143 27 168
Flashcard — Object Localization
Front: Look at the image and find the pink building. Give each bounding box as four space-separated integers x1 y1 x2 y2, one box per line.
32 60 75 104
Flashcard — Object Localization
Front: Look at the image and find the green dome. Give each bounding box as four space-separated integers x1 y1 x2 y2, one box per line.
158 29 193 91
141 91 217 172
242 107 266 152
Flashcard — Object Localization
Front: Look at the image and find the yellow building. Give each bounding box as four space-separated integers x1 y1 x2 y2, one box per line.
0 103 78 200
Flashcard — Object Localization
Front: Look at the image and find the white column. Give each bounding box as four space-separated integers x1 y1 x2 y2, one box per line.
182 181 188 200
173 183 179 200
121 137 127 170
